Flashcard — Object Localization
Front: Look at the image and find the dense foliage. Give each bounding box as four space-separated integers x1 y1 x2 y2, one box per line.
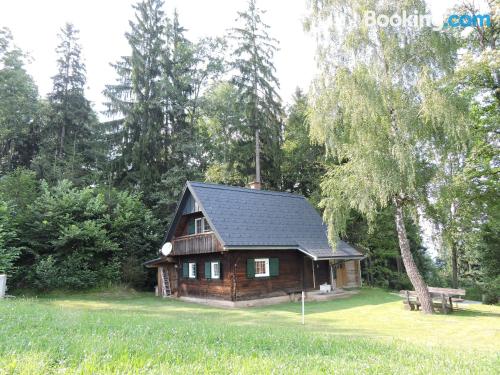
0 0 497 299
0 169 160 290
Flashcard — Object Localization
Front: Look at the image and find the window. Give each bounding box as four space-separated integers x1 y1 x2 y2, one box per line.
195 218 203 234
195 217 211 234
247 258 279 278
254 258 269 277
211 262 220 279
205 260 221 280
188 262 197 279
202 218 211 233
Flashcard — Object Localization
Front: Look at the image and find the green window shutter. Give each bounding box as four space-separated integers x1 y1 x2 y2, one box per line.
218 261 223 279
188 219 195 235
205 262 211 280
246 258 255 278
270 258 279 277
182 262 189 278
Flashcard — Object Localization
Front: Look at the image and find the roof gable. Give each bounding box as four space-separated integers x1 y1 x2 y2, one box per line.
164 182 363 260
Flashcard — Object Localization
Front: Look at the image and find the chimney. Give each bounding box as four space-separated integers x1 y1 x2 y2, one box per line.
248 181 262 190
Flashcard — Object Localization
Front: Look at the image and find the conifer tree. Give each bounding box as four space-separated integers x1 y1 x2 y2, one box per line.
33 23 97 184
229 0 283 188
103 0 165 196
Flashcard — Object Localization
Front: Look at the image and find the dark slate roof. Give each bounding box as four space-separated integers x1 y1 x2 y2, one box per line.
181 182 363 260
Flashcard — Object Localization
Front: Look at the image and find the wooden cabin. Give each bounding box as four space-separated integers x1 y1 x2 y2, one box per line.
145 182 363 301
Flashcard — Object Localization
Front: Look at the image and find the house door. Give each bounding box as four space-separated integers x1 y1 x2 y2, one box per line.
314 260 330 287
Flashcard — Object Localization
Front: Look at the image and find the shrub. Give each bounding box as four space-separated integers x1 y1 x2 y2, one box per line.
482 277 499 305
1 175 161 292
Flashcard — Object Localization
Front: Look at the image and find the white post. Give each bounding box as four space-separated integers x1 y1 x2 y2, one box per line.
0 274 6 299
301 291 305 325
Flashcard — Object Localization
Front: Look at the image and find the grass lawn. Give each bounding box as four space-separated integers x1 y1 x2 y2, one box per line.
0 288 498 374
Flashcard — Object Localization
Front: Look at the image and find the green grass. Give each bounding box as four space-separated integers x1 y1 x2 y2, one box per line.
0 288 498 374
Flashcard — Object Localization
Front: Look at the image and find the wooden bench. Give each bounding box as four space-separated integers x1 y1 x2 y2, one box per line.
399 288 465 313
400 290 421 311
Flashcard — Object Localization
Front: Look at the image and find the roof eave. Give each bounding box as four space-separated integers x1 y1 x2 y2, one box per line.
223 245 319 260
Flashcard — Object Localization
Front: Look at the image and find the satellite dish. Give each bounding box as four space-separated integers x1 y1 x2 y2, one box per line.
160 242 173 256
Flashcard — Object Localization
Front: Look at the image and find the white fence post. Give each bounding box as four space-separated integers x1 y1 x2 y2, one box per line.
301 291 305 325
0 274 6 298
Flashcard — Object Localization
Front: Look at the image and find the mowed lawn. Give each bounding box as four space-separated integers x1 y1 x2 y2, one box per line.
0 289 498 374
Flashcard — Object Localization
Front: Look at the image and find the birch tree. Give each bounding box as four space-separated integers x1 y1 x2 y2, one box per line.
306 0 467 313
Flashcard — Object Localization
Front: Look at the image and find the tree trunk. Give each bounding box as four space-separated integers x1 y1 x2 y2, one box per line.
255 128 261 183
60 124 65 158
451 242 458 289
394 197 434 314
396 255 402 274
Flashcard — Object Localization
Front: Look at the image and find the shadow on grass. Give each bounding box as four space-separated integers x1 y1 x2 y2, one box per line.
452 308 500 318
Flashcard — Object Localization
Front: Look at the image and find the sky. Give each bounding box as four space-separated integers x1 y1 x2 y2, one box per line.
0 0 465 115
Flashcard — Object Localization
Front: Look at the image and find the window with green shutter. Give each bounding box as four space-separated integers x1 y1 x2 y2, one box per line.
182 262 189 278
205 261 221 280
246 258 255 278
205 262 211 279
270 258 279 276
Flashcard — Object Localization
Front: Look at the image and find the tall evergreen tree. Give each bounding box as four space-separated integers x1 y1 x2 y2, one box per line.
307 0 466 313
281 88 324 202
105 1 224 218
230 0 283 188
199 81 248 185
0 28 40 174
33 23 97 185
104 0 165 197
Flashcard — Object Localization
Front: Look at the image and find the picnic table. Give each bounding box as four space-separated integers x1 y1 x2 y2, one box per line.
400 287 466 313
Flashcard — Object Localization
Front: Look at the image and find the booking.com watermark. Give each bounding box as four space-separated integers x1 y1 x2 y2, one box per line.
364 10 491 31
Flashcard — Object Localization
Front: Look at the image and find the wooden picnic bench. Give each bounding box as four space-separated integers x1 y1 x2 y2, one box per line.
399 287 466 314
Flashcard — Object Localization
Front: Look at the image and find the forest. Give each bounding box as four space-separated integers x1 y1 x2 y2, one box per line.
0 0 498 304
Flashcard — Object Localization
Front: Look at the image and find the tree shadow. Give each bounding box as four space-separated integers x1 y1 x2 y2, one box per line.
452 308 500 318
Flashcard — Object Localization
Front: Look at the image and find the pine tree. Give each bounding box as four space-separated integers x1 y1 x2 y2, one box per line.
33 23 97 185
104 0 166 197
281 88 324 201
230 0 283 188
199 81 248 186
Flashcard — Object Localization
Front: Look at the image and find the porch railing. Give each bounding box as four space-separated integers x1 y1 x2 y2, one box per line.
171 232 222 256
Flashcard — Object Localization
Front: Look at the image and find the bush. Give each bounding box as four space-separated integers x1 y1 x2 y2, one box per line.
388 273 412 291
1 175 161 292
464 284 483 302
482 277 499 305
31 256 60 290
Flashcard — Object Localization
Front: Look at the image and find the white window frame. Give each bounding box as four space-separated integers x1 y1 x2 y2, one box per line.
202 218 211 233
211 261 220 279
194 218 203 234
188 262 197 279
254 258 270 277
195 217 212 234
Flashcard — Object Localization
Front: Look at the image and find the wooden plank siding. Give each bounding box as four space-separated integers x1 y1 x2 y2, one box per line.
171 232 223 256
232 250 305 301
173 250 306 301
332 260 361 288
176 252 232 299
156 251 362 301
